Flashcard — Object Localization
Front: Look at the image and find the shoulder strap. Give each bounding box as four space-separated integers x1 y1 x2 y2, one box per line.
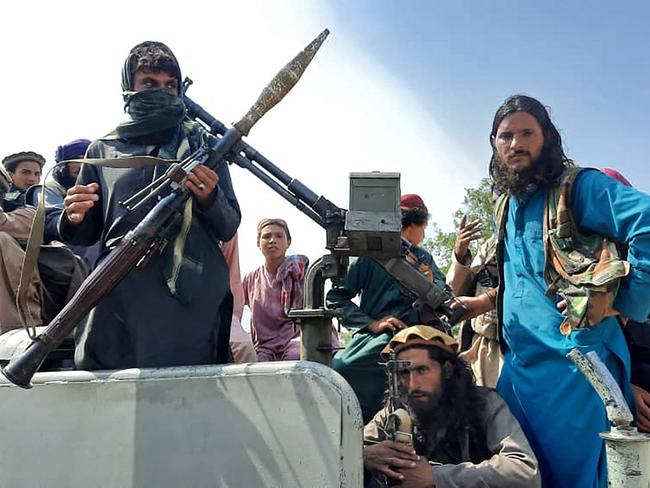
544 166 584 279
14 154 178 337
62 155 176 169
547 166 583 241
493 194 509 243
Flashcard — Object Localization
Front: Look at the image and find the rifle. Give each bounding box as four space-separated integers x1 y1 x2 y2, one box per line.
367 351 415 488
3 28 464 385
380 350 414 444
1 29 330 388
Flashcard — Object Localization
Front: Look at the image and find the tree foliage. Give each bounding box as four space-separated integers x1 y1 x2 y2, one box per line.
422 178 494 273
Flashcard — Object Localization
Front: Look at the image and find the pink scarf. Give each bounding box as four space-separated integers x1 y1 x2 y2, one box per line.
274 255 309 315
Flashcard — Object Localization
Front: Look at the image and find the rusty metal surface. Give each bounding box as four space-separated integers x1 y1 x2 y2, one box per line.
0 361 363 487
567 348 633 426
601 427 650 488
234 29 329 136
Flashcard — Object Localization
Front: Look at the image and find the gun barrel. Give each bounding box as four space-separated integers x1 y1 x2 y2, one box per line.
185 95 342 224
184 95 228 136
1 193 187 388
229 152 325 227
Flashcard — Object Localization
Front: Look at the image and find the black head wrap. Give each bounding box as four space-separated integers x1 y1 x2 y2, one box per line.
116 41 186 141
121 41 182 93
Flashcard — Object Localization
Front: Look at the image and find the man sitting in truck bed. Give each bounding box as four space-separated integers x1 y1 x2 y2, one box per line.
0 163 42 334
328 194 446 423
363 326 540 488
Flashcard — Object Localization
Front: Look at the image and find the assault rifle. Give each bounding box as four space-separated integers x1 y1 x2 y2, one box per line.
380 350 414 444
367 351 415 488
1 30 330 388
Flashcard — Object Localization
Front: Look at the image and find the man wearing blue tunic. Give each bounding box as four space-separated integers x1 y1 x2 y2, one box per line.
458 95 650 487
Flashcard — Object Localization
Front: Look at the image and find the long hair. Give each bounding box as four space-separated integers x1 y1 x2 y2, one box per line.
400 344 486 463
489 95 573 195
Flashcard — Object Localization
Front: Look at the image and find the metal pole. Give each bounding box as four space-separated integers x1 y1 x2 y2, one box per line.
600 426 650 488
568 349 650 486
288 257 339 366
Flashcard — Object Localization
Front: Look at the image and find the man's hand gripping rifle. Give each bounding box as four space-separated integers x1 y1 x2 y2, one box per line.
1 30 331 389
365 351 415 488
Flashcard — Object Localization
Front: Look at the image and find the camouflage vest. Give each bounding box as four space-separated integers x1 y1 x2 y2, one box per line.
495 167 630 335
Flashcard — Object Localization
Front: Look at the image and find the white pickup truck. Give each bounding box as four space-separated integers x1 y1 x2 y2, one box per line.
0 347 363 488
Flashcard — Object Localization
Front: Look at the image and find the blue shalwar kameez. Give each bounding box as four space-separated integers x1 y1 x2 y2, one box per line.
496 169 650 487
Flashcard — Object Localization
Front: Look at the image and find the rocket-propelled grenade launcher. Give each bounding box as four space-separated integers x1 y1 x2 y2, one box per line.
1 30 330 389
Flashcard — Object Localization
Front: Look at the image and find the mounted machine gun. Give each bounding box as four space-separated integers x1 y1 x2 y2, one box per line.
183 92 465 365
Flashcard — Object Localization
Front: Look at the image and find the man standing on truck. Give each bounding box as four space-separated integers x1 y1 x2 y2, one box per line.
456 94 650 487
363 325 540 487
445 214 501 387
56 41 240 369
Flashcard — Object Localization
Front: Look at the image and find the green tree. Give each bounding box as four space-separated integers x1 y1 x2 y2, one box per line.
423 178 494 273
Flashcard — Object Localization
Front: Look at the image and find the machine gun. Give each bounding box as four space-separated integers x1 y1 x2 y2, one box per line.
183 91 465 365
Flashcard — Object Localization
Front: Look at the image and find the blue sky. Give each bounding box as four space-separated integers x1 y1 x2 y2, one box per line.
1 0 648 278
330 0 650 189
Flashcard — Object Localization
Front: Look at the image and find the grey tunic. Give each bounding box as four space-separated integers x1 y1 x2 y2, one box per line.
364 387 541 488
57 123 240 370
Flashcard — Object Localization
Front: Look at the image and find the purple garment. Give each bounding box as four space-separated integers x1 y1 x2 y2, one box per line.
242 255 308 361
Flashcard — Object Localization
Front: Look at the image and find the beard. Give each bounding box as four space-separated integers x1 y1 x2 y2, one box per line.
492 150 543 198
406 387 444 428
59 169 78 189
